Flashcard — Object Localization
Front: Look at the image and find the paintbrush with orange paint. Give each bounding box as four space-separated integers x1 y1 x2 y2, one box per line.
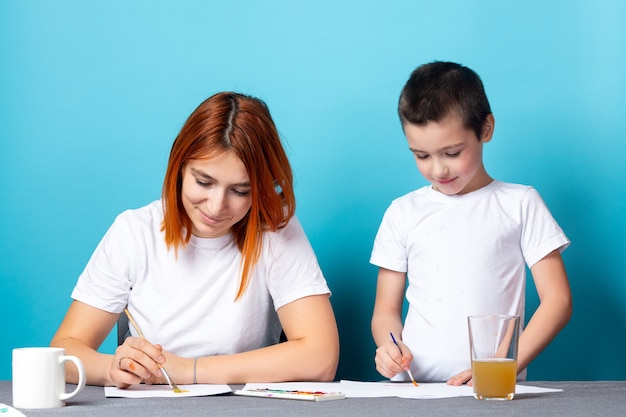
390 332 418 387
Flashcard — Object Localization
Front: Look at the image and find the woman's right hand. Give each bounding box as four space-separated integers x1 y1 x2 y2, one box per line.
111 337 168 388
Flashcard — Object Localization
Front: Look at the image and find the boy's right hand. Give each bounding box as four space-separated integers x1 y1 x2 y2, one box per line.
375 340 414 379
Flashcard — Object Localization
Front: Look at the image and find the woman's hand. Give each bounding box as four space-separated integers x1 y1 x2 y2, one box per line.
111 337 168 388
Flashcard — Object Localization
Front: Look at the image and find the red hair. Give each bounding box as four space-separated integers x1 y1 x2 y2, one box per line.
161 92 295 299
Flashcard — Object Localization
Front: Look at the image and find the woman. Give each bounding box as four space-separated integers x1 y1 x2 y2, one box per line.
51 92 339 387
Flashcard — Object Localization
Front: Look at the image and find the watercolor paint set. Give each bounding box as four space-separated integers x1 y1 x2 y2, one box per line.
233 388 345 401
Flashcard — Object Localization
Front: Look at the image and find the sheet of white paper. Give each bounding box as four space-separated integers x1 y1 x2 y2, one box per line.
514 384 563 394
339 380 463 399
104 381 562 400
104 384 232 398
339 380 562 399
0 403 27 417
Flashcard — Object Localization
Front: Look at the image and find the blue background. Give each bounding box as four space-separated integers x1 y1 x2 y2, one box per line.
1 0 625 382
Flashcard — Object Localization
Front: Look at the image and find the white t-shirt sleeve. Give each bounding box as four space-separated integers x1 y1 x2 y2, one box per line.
370 202 408 273
264 217 331 310
520 187 570 267
71 211 136 313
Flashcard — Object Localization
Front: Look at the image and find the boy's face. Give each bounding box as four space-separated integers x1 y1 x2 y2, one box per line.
404 113 494 195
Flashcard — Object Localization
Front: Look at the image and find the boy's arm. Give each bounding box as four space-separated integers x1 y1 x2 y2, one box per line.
448 249 572 386
371 267 411 378
518 249 573 372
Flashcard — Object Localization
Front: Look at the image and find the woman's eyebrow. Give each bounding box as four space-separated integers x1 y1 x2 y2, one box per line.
190 167 214 180
190 167 251 187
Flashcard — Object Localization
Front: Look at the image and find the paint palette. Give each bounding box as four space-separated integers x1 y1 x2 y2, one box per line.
233 388 345 401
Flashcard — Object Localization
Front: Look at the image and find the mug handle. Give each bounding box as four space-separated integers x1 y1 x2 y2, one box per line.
59 355 87 401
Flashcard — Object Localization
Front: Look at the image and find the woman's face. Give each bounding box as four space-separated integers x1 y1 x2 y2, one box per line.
181 151 253 238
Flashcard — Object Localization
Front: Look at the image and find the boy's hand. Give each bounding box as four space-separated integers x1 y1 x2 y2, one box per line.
375 340 414 379
447 368 472 386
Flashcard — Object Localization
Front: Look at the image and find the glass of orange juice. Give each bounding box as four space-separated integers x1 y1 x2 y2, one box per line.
468 315 520 400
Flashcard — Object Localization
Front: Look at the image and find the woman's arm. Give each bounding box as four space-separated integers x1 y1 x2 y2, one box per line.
371 267 410 378
53 295 339 386
50 300 166 387
184 294 339 384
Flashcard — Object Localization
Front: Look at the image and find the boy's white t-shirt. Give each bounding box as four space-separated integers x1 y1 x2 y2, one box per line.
71 200 330 359
370 180 569 382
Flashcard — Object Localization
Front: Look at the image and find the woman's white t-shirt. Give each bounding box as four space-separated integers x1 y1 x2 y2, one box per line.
72 200 330 358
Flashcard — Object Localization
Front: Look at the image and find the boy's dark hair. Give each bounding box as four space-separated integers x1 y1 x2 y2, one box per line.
398 61 492 140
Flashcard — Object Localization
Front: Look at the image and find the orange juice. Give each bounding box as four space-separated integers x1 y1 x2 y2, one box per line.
472 358 517 400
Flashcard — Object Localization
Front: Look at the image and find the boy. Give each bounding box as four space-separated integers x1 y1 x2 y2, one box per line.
370 61 572 384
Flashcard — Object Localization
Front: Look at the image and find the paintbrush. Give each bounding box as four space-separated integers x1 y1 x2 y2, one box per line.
124 308 183 393
390 332 418 387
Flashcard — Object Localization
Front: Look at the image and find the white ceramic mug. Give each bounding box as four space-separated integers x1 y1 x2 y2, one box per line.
12 347 86 409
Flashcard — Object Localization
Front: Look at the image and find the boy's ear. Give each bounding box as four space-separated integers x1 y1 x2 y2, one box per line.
481 114 495 143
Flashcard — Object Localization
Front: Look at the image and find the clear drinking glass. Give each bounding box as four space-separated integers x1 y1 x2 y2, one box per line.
468 315 520 400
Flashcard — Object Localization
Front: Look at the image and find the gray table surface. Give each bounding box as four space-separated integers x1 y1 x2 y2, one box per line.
2 381 625 416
